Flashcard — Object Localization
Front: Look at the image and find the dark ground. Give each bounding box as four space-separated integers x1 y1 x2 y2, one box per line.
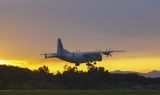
0 90 160 95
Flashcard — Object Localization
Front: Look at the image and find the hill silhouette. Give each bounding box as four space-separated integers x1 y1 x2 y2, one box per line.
112 70 160 78
0 64 160 90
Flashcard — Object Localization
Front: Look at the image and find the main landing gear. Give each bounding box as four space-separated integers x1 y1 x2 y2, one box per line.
75 63 80 66
94 61 97 65
86 62 92 66
86 61 97 66
75 61 97 66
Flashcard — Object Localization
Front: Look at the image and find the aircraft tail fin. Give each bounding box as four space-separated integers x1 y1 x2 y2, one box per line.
57 38 70 55
57 38 64 55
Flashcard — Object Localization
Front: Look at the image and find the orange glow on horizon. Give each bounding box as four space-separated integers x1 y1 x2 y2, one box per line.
0 60 28 66
0 60 10 65
0 57 160 73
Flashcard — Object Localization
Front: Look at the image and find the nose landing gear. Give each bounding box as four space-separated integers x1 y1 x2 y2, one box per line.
75 63 80 66
94 61 97 65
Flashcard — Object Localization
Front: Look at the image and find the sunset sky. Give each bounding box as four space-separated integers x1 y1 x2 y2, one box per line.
0 0 160 73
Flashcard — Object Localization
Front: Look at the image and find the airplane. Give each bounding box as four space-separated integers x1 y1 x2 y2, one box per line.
41 38 125 66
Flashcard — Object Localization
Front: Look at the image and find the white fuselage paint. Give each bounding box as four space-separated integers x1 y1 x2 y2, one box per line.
58 52 102 64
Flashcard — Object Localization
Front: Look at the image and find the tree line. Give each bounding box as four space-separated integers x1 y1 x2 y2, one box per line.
0 64 160 90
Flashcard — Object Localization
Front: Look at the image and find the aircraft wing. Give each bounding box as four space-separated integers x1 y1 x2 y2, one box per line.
84 50 125 57
102 50 125 53
100 50 125 57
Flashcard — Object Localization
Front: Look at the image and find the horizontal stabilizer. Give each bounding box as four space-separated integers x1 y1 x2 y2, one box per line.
40 53 57 58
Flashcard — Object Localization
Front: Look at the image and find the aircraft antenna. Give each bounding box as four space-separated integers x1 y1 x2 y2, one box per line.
57 31 63 39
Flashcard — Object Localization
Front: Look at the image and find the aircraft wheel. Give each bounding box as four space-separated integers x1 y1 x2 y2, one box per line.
75 63 80 66
86 62 91 66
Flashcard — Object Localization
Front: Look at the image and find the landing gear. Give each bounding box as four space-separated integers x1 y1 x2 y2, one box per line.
94 61 97 65
86 62 91 66
86 62 97 66
75 63 80 66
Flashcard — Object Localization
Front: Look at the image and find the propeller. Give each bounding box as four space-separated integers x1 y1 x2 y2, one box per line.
105 49 112 57
104 48 125 57
106 48 111 51
106 53 112 57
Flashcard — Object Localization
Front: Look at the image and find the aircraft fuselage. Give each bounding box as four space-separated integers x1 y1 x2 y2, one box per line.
58 52 102 64
41 38 124 66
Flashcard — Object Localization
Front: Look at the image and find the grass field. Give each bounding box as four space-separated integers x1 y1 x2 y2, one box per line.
0 90 160 95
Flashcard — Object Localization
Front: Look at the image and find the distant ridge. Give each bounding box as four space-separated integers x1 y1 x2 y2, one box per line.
112 70 160 78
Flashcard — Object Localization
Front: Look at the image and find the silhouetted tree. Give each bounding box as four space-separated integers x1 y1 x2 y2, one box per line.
37 66 49 74
0 65 159 90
